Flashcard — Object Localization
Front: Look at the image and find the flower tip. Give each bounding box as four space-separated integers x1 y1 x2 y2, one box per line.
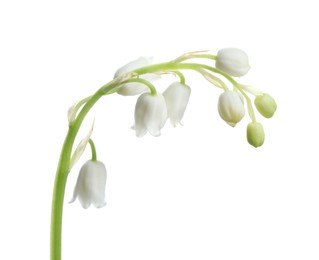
227 122 237 127
82 203 91 209
136 132 146 138
69 196 76 204
150 131 162 137
94 201 106 208
169 118 180 128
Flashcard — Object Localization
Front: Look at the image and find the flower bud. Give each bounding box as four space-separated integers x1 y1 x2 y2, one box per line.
218 91 245 127
216 48 250 77
254 93 277 118
246 122 265 148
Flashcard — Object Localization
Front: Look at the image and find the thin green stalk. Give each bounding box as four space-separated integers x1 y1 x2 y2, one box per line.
233 84 257 122
173 53 217 63
50 128 76 260
124 78 157 95
89 139 97 161
133 62 234 88
174 71 186 84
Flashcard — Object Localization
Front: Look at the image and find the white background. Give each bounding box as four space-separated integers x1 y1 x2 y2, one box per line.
1 0 318 259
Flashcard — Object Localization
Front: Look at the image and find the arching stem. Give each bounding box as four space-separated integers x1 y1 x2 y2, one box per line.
50 60 242 260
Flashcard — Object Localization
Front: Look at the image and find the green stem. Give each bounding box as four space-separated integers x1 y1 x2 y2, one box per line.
50 128 75 260
133 62 231 83
50 60 242 260
68 96 92 126
173 53 217 63
50 81 118 260
233 84 257 122
133 62 239 92
174 71 186 84
89 139 97 161
125 78 157 95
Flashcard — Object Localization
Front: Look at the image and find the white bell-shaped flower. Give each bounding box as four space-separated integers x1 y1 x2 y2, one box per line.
218 91 245 127
114 56 158 96
216 48 250 77
70 160 107 209
134 93 167 137
163 82 191 127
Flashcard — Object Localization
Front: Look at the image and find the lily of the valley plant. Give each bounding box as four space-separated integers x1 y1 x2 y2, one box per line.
51 48 277 260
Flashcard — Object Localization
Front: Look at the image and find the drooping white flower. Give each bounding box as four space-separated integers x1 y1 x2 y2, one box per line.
218 91 245 127
70 160 107 209
163 82 191 127
216 48 250 77
134 93 167 137
114 56 158 96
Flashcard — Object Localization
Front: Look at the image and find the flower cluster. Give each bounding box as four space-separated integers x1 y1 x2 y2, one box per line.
215 48 276 147
69 48 277 208
115 56 191 136
115 48 276 147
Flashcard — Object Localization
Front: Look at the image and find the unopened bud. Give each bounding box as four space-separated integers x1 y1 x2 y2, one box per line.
218 91 245 127
254 94 277 118
247 122 265 148
216 48 250 77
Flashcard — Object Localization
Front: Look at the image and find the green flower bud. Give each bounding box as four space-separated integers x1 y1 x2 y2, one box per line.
254 93 277 118
247 122 265 148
